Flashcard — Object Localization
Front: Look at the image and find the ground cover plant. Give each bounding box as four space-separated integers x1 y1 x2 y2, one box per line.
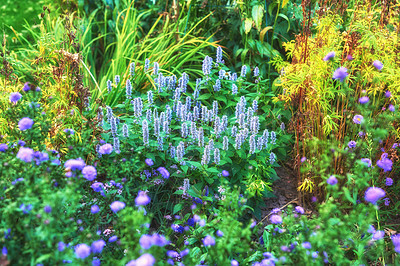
1 0 400 265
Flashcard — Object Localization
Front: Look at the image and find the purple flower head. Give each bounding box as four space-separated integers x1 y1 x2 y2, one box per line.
82 166 97 181
270 208 281 214
323 51 335 61
91 239 106 253
222 170 230 177
93 258 101 266
385 91 391 98
372 231 385 241
216 230 224 237
302 242 312 249
58 242 66 252
180 248 189 257
332 67 348 82
373 60 383 71
364 187 385 204
151 234 169 247
132 254 155 266
10 92 22 103
392 234 400 249
110 201 126 213
353 115 363 124
301 157 307 163
23 82 31 91
361 158 372 167
171 224 184 234
91 182 104 192
44 205 52 213
377 156 392 172
109 236 118 242
17 147 34 163
75 244 91 259
91 205 100 214
64 128 74 135
295 206 305 214
135 191 151 206
64 158 86 171
157 167 170 179
0 143 8 152
99 143 113 155
203 235 215 246
347 55 354 61
348 140 356 149
327 175 338 185
388 105 395 112
145 158 154 166
231 260 239 266
270 215 282 224
384 197 390 206
358 131 365 137
18 117 34 131
139 235 153 249
386 177 393 186
359 96 369 104
166 250 179 258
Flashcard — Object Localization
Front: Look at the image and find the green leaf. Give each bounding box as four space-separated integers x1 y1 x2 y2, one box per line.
260 26 273 43
243 18 253 34
252 5 264 31
173 203 183 214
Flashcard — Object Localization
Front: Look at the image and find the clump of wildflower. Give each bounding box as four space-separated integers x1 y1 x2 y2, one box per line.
0 143 7 152
377 154 392 172
135 191 151 206
91 205 100 214
364 187 385 205
82 166 97 181
203 235 215 246
10 92 22 103
127 254 155 266
359 96 369 104
385 91 391 98
391 234 400 253
361 158 372 167
332 67 348 82
157 167 170 179
64 158 86 171
91 240 106 254
388 104 395 112
372 60 383 71
145 158 154 166
327 175 338 185
75 244 91 259
270 215 282 224
18 117 34 131
295 206 304 214
17 147 34 163
110 201 126 213
353 115 363 124
99 143 113 154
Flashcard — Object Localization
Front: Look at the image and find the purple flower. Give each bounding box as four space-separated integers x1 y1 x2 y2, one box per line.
358 131 365 137
99 143 113 155
91 205 100 214
135 191 151 206
270 215 282 224
91 239 106 253
82 166 97 181
139 235 153 249
64 158 86 171
166 250 179 258
373 60 383 71
361 158 372 167
23 82 31 91
216 230 224 237
91 182 104 192
17 147 34 163
348 141 356 149
377 157 392 172
384 197 390 206
332 67 348 82
347 55 354 61
18 117 34 131
203 235 215 246
391 234 400 252
109 236 118 242
171 224 184 234
388 105 395 112
386 177 393 186
10 92 22 103
128 254 155 266
323 51 335 61
0 143 8 152
44 205 52 213
295 206 304 214
372 231 385 241
145 158 154 166
359 96 369 104
231 260 239 266
157 167 170 179
110 201 126 213
302 242 312 249
180 248 189 257
385 91 391 98
64 128 75 135
301 157 307 163
151 234 169 247
353 115 363 124
364 187 385 204
270 208 280 214
75 244 91 259
222 170 229 177
326 175 338 185
58 242 66 252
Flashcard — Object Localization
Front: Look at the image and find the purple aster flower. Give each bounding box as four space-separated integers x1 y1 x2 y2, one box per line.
134 254 155 266
372 231 385 241
347 54 354 61
373 60 383 71
385 91 391 98
64 158 86 171
361 158 372 167
109 236 118 242
323 51 335 61
231 260 239 266
92 258 101 266
295 206 305 214
135 191 151 206
391 234 400 249
63 128 74 135
271 208 280 214
166 250 179 258
377 157 392 172
301 156 307 163
332 67 348 82
386 177 393 186
98 143 113 155
359 131 365 137
82 166 97 181
353 115 363 124
364 187 385 204
18 117 34 131
359 96 369 104
348 140 356 149
180 248 189 257
110 201 126 213
171 224 184 234
216 230 224 237
302 242 312 249
145 158 154 166
91 239 106 253
58 242 66 252
44 205 52 213
75 244 91 259
0 143 8 152
91 205 100 214
23 82 31 91
270 215 282 224
91 182 104 192
10 92 22 103
151 234 169 247
326 175 338 185
139 235 153 249
203 235 215 246
157 167 170 179
17 147 34 163
384 198 390 206
222 170 230 177
388 105 395 112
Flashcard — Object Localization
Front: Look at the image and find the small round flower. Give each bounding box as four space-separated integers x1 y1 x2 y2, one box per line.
301 157 307 163
326 175 338 185
388 105 395 112
270 215 282 224
385 91 391 98
98 143 113 155
348 140 356 149
347 55 354 61
364 187 385 204
231 260 239 266
91 205 100 214
10 92 22 103
216 230 224 237
91 239 106 253
384 198 390 206
91 182 104 192
23 82 31 91
75 244 91 259
332 67 348 82
135 253 156 266
139 235 153 249
109 236 118 242
17 147 34 163
372 231 385 241
203 235 215 246
64 158 86 171
18 117 34 131
359 96 369 104
157 167 170 179
135 191 151 206
353 115 363 124
222 170 229 177
361 158 372 167
58 242 66 252
323 51 335 61
391 234 400 249
372 60 383 71
145 158 154 166
302 242 312 249
171 224 184 233
82 166 97 181
44 205 52 213
0 143 8 152
63 128 75 135
295 206 304 214
110 201 126 213
386 177 393 186
377 157 393 172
